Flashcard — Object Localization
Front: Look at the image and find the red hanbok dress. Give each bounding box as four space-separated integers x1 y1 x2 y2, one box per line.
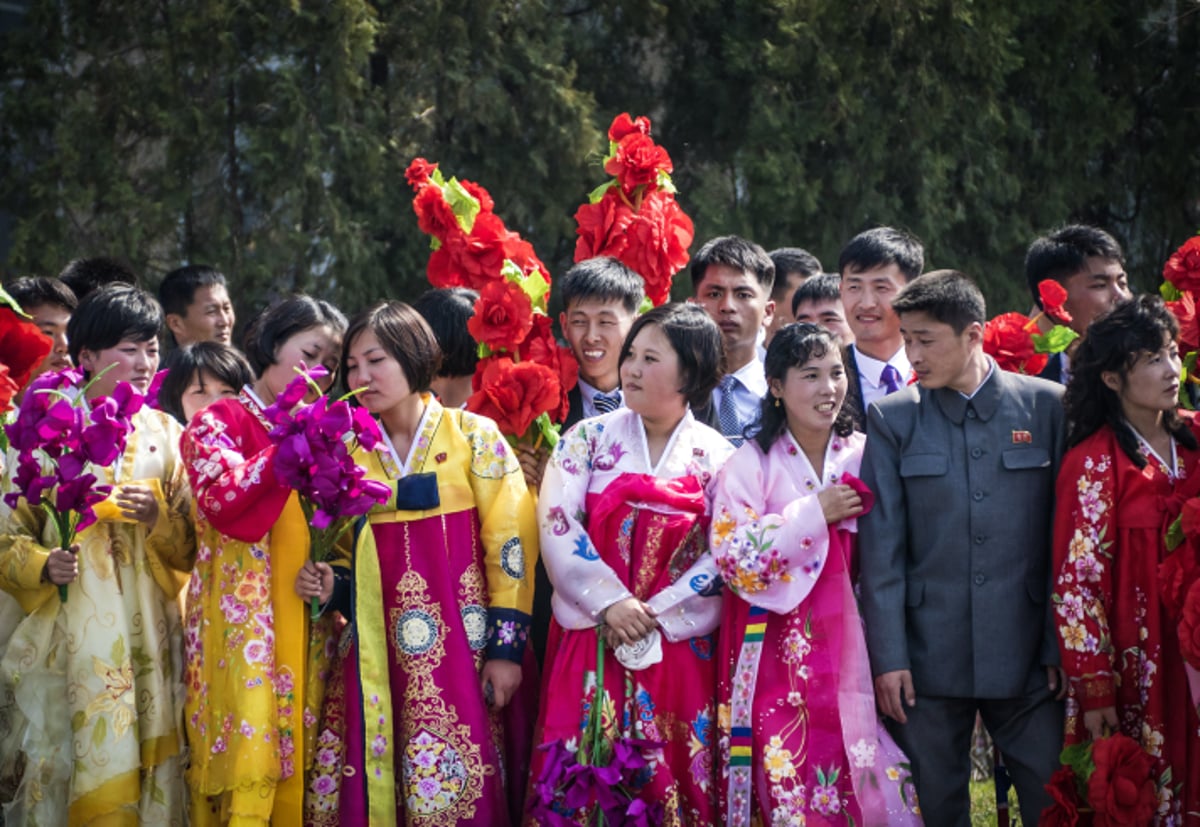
531 408 733 826
1053 423 1200 822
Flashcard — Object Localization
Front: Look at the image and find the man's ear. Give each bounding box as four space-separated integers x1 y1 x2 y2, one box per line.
165 313 186 340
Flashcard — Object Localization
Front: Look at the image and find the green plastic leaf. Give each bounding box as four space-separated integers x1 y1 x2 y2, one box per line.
443 177 481 233
0 284 26 316
1166 515 1184 551
1160 281 1184 301
637 296 654 314
588 179 616 204
519 268 552 312
1032 325 1079 354
655 169 677 195
477 342 493 360
535 411 560 450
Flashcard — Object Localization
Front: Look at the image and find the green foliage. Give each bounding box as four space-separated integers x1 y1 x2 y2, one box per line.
0 0 1196 320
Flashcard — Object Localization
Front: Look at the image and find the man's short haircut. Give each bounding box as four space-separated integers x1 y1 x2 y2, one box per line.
158 342 254 424
791 273 842 317
891 270 986 334
343 301 442 393
242 294 348 376
158 265 228 318
67 284 162 363
57 257 138 300
837 227 924 281
689 235 775 294
619 302 726 410
412 287 479 378
768 248 822 302
5 276 77 313
559 257 645 314
1024 224 1125 308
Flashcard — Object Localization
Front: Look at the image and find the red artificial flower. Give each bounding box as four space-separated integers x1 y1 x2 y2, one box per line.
1166 290 1200 354
1038 279 1074 325
574 190 635 262
467 357 562 438
622 190 694 306
502 235 551 287
605 133 672 194
520 314 579 423
983 312 1048 376
608 113 652 143
0 364 18 415
467 280 535 353
1159 542 1200 620
413 185 462 242
1177 577 1200 669
460 180 495 213
0 307 52 410
426 246 466 290
405 157 438 190
1086 734 1157 827
432 212 513 291
1040 766 1084 827
1164 236 1200 295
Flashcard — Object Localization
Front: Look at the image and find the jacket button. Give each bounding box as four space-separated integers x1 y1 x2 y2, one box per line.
974 572 986 585
975 535 985 545
972 490 985 501
970 447 982 459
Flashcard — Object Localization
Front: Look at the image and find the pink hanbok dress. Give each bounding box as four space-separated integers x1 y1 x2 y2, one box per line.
531 408 734 825
709 431 921 826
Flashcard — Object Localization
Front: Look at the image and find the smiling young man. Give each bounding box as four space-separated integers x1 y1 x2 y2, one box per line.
158 264 236 348
858 270 1066 827
1024 225 1131 384
6 276 77 396
838 227 924 423
690 235 774 444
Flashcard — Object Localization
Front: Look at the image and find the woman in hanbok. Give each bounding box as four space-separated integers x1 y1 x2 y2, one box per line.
299 301 537 826
1053 295 1200 821
0 285 196 824
180 294 346 826
707 323 920 826
531 302 734 825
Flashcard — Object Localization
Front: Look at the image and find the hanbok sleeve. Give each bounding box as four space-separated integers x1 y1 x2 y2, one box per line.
141 417 198 597
708 442 831 615
537 421 633 629
462 414 537 664
0 485 57 614
1052 440 1119 711
180 403 289 542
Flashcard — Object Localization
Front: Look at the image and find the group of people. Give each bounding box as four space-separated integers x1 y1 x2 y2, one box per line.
0 221 1196 827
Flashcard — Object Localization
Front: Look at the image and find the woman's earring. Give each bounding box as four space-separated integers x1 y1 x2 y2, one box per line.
774 397 781 408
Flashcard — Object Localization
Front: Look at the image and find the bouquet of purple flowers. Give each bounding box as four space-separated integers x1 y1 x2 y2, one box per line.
262 366 391 619
528 630 665 826
3 367 143 601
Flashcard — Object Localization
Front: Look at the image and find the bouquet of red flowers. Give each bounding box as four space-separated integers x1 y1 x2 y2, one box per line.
983 280 1079 375
4 367 142 601
263 367 391 619
528 630 664 826
573 113 695 307
406 158 578 445
1039 733 1160 826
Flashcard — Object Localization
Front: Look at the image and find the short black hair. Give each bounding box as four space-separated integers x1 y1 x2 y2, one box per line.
768 248 822 302
242 295 348 375
158 342 254 424
158 264 228 318
1025 224 1124 307
756 323 855 453
5 276 77 313
619 302 725 410
412 287 479 378
837 227 924 281
689 236 775 294
67 284 162 363
344 301 442 393
791 273 842 317
891 270 986 334
57 257 138 300
559 257 645 315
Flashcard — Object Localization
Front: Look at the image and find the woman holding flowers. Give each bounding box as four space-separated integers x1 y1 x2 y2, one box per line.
181 294 346 826
0 284 196 825
301 301 537 827
1053 295 1200 821
708 323 919 826
530 303 733 826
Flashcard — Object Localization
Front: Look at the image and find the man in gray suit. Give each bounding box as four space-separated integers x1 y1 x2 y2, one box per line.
859 270 1065 826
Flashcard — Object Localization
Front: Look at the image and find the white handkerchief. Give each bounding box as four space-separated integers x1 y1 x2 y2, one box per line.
614 629 663 671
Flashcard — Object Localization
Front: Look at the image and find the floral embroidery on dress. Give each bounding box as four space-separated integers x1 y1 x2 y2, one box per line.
401 729 469 814
1054 454 1115 666
712 505 794 596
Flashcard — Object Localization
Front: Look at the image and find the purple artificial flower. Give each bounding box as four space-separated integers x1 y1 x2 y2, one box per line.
351 406 382 451
616 797 664 827
36 399 80 444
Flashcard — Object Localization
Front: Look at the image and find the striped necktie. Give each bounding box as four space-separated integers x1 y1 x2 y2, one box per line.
594 391 621 414
718 375 743 445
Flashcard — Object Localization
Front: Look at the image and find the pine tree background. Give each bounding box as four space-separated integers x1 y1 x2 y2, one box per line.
0 0 1196 321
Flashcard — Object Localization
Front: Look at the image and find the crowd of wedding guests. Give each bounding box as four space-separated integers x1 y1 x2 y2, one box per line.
0 222 1196 826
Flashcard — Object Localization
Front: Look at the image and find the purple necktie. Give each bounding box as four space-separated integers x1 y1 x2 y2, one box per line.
881 364 904 394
